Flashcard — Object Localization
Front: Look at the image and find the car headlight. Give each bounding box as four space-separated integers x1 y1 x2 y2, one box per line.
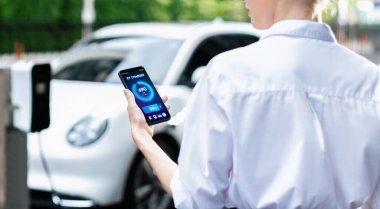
66 116 108 147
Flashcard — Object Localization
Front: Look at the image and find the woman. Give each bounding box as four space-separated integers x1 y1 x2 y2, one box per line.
124 0 380 208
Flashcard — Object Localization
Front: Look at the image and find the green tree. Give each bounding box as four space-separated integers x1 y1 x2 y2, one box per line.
0 0 255 53
0 0 81 24
323 0 339 23
94 0 248 23
178 0 247 21
95 0 169 23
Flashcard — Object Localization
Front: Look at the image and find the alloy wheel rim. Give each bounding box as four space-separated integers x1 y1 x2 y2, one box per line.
134 159 171 209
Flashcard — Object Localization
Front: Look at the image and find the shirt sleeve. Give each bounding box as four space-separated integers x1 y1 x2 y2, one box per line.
170 60 233 209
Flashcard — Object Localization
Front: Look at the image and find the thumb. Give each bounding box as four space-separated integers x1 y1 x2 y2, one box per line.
123 89 137 108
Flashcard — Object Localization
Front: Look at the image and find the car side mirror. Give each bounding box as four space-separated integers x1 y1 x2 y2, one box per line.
191 66 206 85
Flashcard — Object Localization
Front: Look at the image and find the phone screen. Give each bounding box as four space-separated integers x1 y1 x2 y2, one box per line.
119 66 171 125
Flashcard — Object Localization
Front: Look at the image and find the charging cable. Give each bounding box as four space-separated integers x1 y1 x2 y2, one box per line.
37 132 62 208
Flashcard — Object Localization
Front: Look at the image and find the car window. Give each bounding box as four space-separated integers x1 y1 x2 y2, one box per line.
177 34 259 87
55 37 182 84
54 58 122 82
106 38 182 85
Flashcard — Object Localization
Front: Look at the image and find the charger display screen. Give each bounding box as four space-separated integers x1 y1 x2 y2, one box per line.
119 67 170 125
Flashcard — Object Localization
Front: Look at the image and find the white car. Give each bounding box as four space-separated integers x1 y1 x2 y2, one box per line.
28 22 260 209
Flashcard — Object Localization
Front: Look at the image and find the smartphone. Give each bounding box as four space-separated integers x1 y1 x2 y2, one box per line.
119 66 171 125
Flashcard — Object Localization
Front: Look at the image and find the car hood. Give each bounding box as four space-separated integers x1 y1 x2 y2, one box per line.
42 80 187 135
46 80 127 136
33 80 127 142
30 79 190 143
27 79 133 194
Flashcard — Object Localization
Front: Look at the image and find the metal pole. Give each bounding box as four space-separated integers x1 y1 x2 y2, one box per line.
0 68 28 209
82 0 96 37
0 69 7 209
5 128 28 209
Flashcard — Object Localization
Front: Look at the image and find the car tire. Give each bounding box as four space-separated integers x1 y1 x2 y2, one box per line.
122 139 179 209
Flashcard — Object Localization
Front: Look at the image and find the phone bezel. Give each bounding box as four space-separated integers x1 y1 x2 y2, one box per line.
118 66 171 125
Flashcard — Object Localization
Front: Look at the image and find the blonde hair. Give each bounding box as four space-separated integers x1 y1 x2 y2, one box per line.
306 0 329 15
314 0 330 9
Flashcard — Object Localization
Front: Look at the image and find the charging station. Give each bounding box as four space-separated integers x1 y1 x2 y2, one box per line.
0 61 51 209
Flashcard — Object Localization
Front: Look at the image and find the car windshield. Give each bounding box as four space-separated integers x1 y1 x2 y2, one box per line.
55 37 182 84
106 37 182 84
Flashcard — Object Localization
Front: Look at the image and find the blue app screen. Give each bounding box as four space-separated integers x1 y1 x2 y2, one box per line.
121 68 170 124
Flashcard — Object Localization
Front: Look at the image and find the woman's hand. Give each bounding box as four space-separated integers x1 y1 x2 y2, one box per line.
123 88 170 147
123 88 177 196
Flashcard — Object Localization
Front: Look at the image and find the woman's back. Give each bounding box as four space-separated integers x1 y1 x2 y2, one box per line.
123 1 380 208
174 20 380 209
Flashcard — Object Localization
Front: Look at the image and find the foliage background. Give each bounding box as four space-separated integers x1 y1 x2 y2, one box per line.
0 0 250 53
0 0 342 53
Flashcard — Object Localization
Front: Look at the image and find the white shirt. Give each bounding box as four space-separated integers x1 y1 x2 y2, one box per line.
170 20 380 209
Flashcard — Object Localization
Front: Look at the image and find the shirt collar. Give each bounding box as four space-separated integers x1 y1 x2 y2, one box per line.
260 20 337 43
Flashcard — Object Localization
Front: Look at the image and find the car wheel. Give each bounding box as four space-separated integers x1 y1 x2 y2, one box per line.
123 139 178 209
